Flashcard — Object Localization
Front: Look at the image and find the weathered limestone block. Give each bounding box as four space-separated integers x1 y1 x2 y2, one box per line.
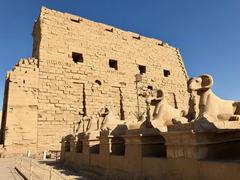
98 131 112 169
159 74 240 161
123 129 166 174
1 58 39 155
122 131 144 174
162 130 240 160
1 7 189 155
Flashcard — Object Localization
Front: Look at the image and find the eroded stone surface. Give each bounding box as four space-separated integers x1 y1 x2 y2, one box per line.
0 7 189 154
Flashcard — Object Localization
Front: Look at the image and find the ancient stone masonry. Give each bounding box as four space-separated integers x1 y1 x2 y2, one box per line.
61 74 240 180
2 6 240 180
1 7 189 154
1 58 39 154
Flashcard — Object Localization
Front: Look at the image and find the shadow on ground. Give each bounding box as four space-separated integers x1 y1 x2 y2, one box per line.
39 160 90 180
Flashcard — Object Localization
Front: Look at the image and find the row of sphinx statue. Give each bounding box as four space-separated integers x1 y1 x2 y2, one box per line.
145 74 240 131
74 74 240 134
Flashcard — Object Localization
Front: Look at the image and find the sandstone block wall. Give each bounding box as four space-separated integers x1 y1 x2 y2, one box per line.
1 7 189 154
1 58 39 154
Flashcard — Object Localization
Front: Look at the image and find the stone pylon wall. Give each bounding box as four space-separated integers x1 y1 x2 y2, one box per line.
1 58 39 154
1 7 189 154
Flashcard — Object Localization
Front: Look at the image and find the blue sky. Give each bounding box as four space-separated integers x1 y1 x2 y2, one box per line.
1 0 240 110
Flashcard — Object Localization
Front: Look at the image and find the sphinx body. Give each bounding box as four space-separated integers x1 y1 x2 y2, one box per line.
146 89 188 131
99 106 124 131
146 74 240 132
188 74 240 122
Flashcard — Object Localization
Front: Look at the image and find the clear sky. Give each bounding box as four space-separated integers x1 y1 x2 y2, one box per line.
1 0 240 110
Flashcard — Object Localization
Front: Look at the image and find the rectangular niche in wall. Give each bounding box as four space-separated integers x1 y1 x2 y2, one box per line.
70 18 81 23
90 144 100 154
138 65 146 74
142 136 166 158
72 52 84 63
111 137 125 156
163 69 170 77
65 141 71 152
76 141 83 153
110 86 125 120
109 59 118 70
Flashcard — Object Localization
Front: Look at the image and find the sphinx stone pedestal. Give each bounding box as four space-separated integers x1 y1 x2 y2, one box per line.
98 131 112 169
60 135 75 165
76 131 100 166
60 138 66 162
123 128 166 174
123 130 143 174
162 128 240 160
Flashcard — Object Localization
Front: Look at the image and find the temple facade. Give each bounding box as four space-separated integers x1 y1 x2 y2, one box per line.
0 7 189 154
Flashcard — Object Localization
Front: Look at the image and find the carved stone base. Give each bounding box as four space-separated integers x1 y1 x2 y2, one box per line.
168 115 240 132
161 130 240 160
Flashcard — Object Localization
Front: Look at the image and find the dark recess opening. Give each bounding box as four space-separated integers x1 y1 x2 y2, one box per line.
163 69 170 77
138 65 146 74
70 18 80 23
147 85 153 90
111 137 125 156
76 141 83 153
72 52 83 63
119 88 125 120
95 80 102 86
142 136 167 158
105 28 113 32
65 141 71 152
90 144 100 154
133 36 141 40
109 59 118 70
82 84 87 116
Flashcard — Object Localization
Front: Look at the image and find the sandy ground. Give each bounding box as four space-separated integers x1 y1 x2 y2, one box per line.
0 158 23 180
